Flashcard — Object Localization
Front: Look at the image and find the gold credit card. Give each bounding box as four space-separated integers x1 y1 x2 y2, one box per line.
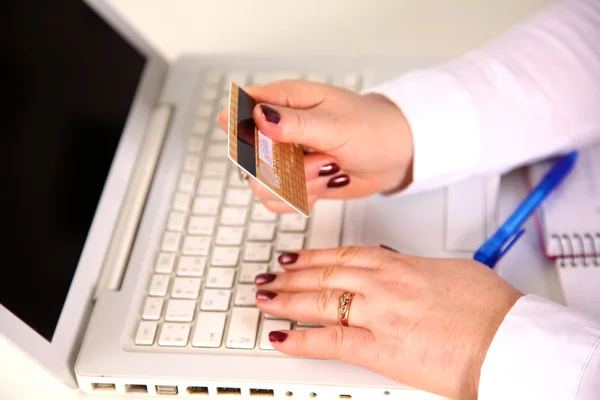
228 82 309 217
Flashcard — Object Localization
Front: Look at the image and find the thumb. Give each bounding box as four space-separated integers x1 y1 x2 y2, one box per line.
253 103 338 150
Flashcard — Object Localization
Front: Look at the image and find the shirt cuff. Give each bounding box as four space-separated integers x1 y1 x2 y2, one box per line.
363 69 482 194
479 294 600 400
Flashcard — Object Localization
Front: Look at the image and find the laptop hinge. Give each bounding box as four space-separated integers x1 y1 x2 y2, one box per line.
93 105 173 300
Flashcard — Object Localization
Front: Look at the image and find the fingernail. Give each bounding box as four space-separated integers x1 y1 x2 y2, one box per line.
327 175 350 188
319 163 340 177
380 244 400 253
260 104 281 124
269 331 288 343
256 290 277 301
278 252 299 265
255 273 277 285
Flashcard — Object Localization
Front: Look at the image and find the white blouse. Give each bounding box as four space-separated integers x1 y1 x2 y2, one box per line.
368 0 600 398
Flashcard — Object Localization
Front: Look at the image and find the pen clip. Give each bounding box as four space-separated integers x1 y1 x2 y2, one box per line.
498 228 526 261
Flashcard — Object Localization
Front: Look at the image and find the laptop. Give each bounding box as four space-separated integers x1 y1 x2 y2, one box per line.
0 0 498 398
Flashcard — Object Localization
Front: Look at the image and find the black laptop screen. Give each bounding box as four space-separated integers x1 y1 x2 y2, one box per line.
0 1 146 341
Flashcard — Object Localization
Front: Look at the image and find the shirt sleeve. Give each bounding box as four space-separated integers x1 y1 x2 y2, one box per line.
479 294 600 400
364 0 600 195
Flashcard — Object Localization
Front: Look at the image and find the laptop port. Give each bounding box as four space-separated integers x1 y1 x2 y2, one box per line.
250 388 274 397
156 385 178 395
217 387 241 395
187 386 209 395
125 384 148 393
91 383 116 391
339 395 352 399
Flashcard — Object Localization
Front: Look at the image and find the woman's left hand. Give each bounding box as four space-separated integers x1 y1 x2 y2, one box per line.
254 246 523 400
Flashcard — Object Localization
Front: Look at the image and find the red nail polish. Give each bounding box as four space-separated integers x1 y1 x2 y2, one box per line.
268 331 288 343
256 290 277 301
327 175 350 188
319 163 340 177
278 253 299 265
255 273 276 285
260 104 281 124
380 244 400 253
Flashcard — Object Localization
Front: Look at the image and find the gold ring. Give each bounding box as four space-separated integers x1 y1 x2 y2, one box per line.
338 293 354 327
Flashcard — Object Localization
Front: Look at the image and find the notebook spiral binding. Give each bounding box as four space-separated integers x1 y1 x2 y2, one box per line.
552 233 600 267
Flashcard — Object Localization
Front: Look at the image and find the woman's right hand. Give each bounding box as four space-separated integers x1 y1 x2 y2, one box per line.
218 80 414 212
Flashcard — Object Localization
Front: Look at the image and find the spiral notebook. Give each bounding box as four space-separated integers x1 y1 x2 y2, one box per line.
528 144 600 318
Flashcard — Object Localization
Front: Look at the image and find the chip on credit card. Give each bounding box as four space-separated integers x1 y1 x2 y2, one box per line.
227 82 309 217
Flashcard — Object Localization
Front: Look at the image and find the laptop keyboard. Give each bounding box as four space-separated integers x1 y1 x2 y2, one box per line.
134 69 362 352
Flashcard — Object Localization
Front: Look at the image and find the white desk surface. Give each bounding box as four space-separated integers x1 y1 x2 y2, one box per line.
1 1 560 399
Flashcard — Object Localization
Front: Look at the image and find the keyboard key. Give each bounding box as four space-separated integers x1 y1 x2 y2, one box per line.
247 222 276 241
201 86 218 101
167 211 187 231
188 137 205 153
251 203 277 222
228 169 249 188
270 254 284 273
183 155 201 173
192 312 227 348
172 192 192 212
296 321 322 327
279 213 308 232
192 197 220 215
182 236 211 256
164 299 196 322
197 104 214 118
177 256 207 277
224 71 248 90
207 143 228 159
135 321 158 345
142 297 164 320
264 313 286 320
239 263 269 283
192 120 210 135
178 173 196 193
161 232 181 252
210 246 240 267
244 243 272 262
225 188 252 207
197 180 224 197
215 226 244 246
209 127 227 143
171 277 202 299
187 216 216 236
260 320 292 350
305 73 330 84
155 252 176 274
202 161 228 178
205 268 236 288
158 323 191 347
148 274 170 297
276 233 305 252
205 71 222 86
200 289 231 311
226 307 260 349
220 207 248 226
234 284 257 306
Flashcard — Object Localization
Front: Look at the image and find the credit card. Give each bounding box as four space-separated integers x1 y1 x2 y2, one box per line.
227 82 309 217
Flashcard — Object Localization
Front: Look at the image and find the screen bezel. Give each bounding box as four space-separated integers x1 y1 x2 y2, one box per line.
0 0 168 387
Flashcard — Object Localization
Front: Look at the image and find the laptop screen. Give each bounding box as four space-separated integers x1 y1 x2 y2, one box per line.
0 2 146 341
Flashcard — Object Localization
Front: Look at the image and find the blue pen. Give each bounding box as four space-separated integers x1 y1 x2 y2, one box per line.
474 151 578 268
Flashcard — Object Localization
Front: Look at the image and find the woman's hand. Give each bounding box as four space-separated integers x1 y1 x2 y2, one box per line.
253 246 523 400
218 80 413 213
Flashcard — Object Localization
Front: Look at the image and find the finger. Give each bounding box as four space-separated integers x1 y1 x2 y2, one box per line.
256 290 368 328
267 325 376 366
277 246 394 271
249 172 329 203
253 103 341 150
218 79 329 135
255 266 372 294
